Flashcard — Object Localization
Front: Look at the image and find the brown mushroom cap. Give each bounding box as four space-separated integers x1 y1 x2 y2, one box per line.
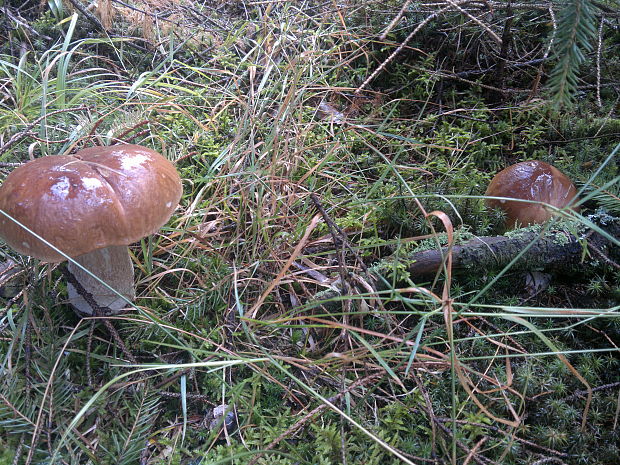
0 144 182 262
485 160 579 228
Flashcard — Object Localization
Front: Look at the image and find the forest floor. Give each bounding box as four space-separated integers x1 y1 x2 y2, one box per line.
0 1 619 464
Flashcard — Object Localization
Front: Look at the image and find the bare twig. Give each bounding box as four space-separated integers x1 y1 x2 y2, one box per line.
65 0 105 32
596 18 604 108
530 458 568 465
444 0 501 44
356 0 498 94
11 435 25 465
310 193 370 276
356 4 454 94
4 8 52 41
379 0 413 40
493 1 513 89
563 381 620 402
310 193 353 295
0 162 24 167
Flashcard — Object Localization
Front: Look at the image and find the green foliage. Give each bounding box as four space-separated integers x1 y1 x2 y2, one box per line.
547 0 598 107
0 442 14 465
101 392 160 465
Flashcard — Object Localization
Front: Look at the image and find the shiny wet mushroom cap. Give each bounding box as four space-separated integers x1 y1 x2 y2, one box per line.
485 160 579 229
0 144 182 315
0 144 182 262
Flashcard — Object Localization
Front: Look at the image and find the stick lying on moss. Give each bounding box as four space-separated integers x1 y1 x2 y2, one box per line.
304 216 620 308
393 218 619 279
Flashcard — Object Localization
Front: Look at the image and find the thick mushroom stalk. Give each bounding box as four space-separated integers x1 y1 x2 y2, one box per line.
67 245 135 315
0 144 182 316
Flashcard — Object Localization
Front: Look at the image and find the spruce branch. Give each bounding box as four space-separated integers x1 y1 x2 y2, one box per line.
547 0 598 107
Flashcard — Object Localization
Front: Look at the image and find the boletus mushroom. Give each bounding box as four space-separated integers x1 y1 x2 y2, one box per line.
0 144 182 315
485 160 579 229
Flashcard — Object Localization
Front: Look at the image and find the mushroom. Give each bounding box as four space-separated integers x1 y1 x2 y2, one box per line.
485 160 580 229
0 144 182 315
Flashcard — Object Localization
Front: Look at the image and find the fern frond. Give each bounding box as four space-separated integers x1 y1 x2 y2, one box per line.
547 0 598 107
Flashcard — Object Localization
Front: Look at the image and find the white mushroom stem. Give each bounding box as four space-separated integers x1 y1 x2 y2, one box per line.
67 245 135 316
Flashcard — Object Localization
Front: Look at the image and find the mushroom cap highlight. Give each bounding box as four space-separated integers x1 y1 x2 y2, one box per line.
485 160 579 228
0 144 182 262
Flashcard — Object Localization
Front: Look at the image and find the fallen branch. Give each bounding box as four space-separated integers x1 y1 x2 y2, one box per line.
305 217 620 307
396 220 620 278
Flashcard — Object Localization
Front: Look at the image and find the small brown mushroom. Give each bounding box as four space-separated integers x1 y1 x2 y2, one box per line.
0 144 182 315
485 160 580 229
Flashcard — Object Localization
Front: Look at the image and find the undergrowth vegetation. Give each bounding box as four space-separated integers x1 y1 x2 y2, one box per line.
0 1 619 464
